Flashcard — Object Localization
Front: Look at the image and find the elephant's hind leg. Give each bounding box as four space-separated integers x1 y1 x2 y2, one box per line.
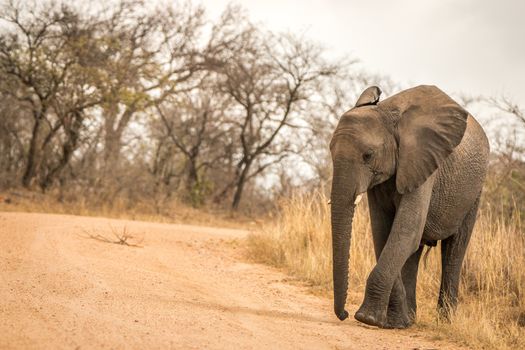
438 196 480 319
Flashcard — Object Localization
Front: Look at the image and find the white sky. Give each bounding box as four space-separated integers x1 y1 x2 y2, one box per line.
203 0 525 106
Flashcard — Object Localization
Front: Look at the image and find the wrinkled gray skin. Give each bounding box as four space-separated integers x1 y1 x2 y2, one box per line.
330 85 489 329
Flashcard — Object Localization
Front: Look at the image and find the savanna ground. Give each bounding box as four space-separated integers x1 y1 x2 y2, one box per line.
1 191 522 349
2 208 464 350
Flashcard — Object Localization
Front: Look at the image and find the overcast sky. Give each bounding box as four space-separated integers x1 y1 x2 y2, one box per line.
203 0 525 106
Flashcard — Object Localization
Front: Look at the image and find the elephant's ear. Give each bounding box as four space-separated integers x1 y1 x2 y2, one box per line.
395 87 468 194
355 86 382 107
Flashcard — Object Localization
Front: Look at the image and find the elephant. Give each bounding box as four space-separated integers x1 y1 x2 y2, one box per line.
329 85 489 329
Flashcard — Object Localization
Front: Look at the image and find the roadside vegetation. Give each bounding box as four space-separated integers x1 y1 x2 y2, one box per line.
0 188 253 229
248 191 524 350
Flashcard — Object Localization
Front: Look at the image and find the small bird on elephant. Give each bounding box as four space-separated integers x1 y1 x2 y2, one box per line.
329 85 489 328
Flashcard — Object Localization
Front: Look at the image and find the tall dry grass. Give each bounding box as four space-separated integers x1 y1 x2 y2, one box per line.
247 191 525 349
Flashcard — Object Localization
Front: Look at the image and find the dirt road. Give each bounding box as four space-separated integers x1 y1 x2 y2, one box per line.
0 212 465 349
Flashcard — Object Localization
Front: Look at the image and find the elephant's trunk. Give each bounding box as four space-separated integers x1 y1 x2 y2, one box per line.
331 165 357 321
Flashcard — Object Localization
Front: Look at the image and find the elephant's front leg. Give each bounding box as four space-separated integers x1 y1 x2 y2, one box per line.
367 191 411 328
356 179 434 328
384 245 424 329
384 276 411 328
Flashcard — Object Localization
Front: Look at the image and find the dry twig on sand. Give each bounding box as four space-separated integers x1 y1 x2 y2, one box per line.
81 225 144 247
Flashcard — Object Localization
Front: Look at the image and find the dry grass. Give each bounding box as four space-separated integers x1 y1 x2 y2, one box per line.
0 189 254 229
247 191 525 350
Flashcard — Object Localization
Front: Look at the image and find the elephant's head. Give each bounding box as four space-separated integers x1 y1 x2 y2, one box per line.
330 85 468 320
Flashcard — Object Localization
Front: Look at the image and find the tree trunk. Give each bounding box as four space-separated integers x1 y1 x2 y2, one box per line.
102 105 134 185
22 117 42 188
40 113 82 190
231 160 251 210
186 159 199 194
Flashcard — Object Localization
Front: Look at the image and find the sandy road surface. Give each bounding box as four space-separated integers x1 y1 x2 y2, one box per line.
0 212 466 349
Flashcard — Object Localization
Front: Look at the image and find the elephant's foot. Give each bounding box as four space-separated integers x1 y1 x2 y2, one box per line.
437 305 454 323
384 309 413 329
437 295 457 323
384 297 413 329
354 303 387 328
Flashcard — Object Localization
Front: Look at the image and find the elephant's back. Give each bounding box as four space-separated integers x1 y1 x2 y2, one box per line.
424 115 489 240
453 114 490 176
453 115 490 173
463 114 490 157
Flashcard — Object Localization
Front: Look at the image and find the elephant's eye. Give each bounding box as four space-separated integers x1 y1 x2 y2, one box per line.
362 150 374 163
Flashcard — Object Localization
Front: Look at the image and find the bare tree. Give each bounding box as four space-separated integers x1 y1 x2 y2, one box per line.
87 1 208 189
0 0 397 214
482 96 525 219
490 96 525 129
213 32 338 209
0 0 101 188
0 89 30 187
155 87 233 206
